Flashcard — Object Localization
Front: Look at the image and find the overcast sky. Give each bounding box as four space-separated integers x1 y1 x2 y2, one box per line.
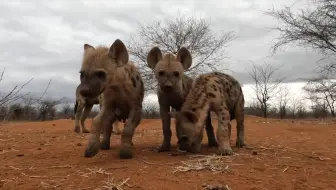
0 0 326 105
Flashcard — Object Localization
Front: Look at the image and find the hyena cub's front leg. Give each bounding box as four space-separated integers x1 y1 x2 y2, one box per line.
155 105 172 152
204 111 218 147
74 102 83 133
119 106 142 159
216 109 233 156
84 106 114 158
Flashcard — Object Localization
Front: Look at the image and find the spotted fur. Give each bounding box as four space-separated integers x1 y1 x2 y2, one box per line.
170 72 246 155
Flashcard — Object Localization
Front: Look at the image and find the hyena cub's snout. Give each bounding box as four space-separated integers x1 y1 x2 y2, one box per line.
79 85 92 97
177 136 190 151
79 70 106 97
162 82 173 92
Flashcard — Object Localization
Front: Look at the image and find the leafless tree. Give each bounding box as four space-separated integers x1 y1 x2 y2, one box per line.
277 85 292 119
37 98 65 121
0 68 33 107
249 62 285 118
142 103 160 119
127 14 236 92
296 99 308 118
265 0 336 73
303 75 336 116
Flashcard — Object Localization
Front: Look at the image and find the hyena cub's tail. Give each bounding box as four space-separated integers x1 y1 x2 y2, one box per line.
74 101 78 114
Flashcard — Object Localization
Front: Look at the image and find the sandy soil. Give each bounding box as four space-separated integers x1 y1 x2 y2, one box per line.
1 116 336 190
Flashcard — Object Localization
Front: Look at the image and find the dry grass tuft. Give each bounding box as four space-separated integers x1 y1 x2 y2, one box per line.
39 181 62 189
202 183 231 190
78 167 112 178
1 177 18 186
100 176 132 190
173 154 233 173
0 149 18 154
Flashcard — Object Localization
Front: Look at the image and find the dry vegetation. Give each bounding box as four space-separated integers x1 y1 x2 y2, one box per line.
2 1 336 189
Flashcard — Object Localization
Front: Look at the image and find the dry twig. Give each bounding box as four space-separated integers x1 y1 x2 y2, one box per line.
0 177 18 186
39 181 62 189
0 149 19 155
100 176 132 190
173 154 233 173
78 167 112 178
50 165 73 169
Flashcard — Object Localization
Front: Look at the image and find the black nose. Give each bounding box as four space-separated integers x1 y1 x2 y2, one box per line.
178 136 189 151
80 87 92 97
163 86 173 92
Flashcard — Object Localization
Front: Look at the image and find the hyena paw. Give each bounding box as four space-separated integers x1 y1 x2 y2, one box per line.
119 146 133 159
235 138 246 148
74 127 80 133
84 142 100 158
100 140 110 150
217 147 233 156
207 139 218 147
82 128 90 133
153 144 171 152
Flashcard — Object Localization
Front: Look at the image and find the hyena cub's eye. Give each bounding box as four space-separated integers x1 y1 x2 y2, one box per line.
158 71 165 76
95 71 106 79
173 71 179 77
79 71 84 79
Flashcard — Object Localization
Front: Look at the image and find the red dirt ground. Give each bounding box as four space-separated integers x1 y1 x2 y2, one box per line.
1 116 336 190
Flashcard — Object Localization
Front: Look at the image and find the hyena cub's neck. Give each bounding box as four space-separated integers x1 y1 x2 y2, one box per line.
181 74 193 97
181 79 210 126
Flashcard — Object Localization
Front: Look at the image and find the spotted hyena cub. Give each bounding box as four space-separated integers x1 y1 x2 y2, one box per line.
169 72 246 156
146 47 218 152
74 84 123 135
79 39 144 159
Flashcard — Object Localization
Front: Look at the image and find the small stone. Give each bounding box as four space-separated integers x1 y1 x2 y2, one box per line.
76 143 82 146
52 124 56 126
16 154 24 157
37 148 42 150
252 151 258 155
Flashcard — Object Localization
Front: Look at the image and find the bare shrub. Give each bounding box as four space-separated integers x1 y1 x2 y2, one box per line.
127 13 236 93
142 103 159 119
248 62 285 118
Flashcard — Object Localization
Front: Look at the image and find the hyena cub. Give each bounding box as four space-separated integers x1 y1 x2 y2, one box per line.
74 84 123 134
79 39 144 159
147 47 218 152
170 72 246 156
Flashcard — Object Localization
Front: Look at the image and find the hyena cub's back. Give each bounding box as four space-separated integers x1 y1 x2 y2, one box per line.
171 71 246 156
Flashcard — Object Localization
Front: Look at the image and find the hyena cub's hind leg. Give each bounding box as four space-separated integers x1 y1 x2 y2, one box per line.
79 104 93 133
234 96 246 148
216 109 234 156
74 101 84 133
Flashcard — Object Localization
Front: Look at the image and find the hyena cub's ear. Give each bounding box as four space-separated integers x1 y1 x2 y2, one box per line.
181 110 198 123
176 47 192 70
84 44 95 54
147 47 162 70
108 39 129 66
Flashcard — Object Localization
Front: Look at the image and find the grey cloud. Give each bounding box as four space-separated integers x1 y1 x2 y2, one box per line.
0 0 327 104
